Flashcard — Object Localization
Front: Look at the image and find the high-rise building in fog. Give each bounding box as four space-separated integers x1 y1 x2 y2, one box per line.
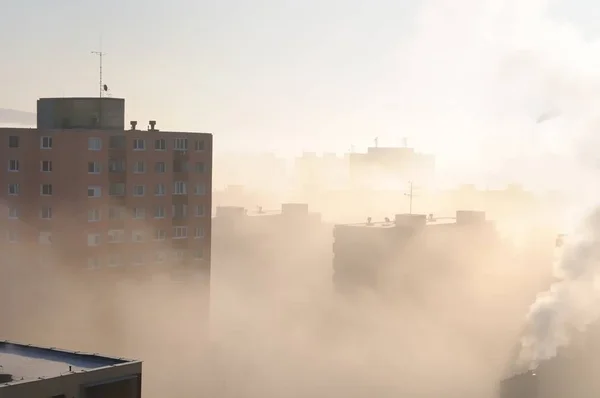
332 211 498 294
0 97 212 278
211 203 331 324
349 146 435 189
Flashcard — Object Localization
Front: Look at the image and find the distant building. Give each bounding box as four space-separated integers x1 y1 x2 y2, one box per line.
0 97 212 278
349 146 435 189
332 211 497 293
211 203 332 330
0 340 141 398
293 152 349 191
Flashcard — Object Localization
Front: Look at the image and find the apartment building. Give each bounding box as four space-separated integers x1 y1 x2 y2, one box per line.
211 203 332 332
332 211 501 294
0 97 212 277
0 340 142 398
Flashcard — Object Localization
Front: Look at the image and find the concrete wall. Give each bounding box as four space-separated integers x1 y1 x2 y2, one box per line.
0 362 142 398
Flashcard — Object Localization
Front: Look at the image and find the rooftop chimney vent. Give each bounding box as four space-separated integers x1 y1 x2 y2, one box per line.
130 121 137 130
149 120 156 131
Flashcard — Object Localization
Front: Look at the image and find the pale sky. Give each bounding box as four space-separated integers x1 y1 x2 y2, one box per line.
1 0 599 163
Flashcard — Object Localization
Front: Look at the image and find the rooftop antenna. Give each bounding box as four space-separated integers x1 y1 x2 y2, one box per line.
403 137 408 148
404 181 417 214
91 50 107 98
374 137 379 148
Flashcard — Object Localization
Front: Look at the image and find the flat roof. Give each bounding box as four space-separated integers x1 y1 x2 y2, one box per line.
0 341 138 387
337 217 458 229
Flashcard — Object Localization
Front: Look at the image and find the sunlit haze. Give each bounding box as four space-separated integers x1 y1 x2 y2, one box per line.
4 1 600 398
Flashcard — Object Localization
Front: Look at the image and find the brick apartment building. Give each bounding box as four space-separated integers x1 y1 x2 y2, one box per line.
0 97 212 276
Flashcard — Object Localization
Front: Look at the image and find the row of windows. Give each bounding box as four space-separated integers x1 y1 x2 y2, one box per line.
87 249 205 269
6 204 207 220
7 136 206 152
5 227 205 244
89 226 205 245
6 182 207 197
7 159 207 174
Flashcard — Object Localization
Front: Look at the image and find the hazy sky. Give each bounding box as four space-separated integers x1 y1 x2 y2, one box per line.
1 0 599 158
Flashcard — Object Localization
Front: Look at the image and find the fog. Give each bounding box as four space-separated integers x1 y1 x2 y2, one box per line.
4 0 600 398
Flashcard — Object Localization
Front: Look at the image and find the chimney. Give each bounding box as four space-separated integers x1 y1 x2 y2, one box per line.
130 121 137 130
149 120 156 131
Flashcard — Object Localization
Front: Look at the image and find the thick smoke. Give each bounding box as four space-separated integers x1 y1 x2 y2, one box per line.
518 210 600 371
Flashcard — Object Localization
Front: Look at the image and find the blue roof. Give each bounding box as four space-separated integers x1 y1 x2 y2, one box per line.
0 341 136 385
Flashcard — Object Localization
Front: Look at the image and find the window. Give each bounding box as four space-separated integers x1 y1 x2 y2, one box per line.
132 253 144 265
108 254 121 267
194 183 206 196
109 207 125 220
154 206 165 219
8 207 18 219
195 139 205 151
175 250 186 260
40 184 53 196
41 160 52 172
109 183 125 196
173 159 188 172
172 204 187 219
194 226 205 238
195 205 205 217
40 207 52 219
87 234 101 246
109 135 126 149
7 230 18 243
8 184 19 195
39 231 52 245
41 136 53 149
132 230 144 242
88 208 101 222
133 138 146 150
195 162 205 173
8 136 19 148
108 158 125 172
8 160 19 172
133 161 146 173
155 138 166 151
154 251 166 262
88 161 101 174
173 181 187 195
108 229 125 243
155 183 166 196
88 186 101 198
87 257 101 269
88 137 102 150
154 229 167 241
193 248 204 260
174 138 188 151
133 185 145 196
133 207 146 219
173 226 188 239
155 162 166 173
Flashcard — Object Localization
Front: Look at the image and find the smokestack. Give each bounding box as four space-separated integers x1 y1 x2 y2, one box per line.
149 120 156 131
130 121 137 130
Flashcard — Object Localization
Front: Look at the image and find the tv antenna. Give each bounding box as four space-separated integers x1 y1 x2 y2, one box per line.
374 137 379 148
91 50 108 98
404 181 417 214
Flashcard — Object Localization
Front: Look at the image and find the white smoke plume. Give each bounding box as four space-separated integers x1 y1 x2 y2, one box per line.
518 210 600 370
397 0 600 376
